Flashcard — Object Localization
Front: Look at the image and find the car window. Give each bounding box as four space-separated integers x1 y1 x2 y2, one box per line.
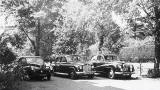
26 57 44 65
104 55 117 61
65 56 72 62
18 57 27 64
60 57 67 62
72 56 81 62
56 57 61 62
97 55 104 61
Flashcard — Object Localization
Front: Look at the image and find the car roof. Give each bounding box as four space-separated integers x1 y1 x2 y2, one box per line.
18 56 41 58
96 54 117 56
56 54 80 57
16 56 42 61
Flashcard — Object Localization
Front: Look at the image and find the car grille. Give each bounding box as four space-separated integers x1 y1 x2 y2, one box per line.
36 69 47 74
122 64 131 72
83 64 92 73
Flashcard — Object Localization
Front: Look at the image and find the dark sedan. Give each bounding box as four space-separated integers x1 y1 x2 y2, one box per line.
52 55 95 79
89 54 135 79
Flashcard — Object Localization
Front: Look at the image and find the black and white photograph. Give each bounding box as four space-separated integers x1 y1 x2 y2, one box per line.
0 0 160 90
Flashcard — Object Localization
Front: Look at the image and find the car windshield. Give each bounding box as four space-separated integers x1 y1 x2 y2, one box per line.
66 55 82 62
25 57 44 65
104 55 118 61
28 64 40 67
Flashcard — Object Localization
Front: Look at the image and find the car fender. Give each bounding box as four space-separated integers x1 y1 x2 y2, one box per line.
68 66 76 72
103 65 116 71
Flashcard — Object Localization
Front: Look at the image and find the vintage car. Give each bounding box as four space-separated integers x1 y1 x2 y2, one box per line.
52 55 95 79
89 54 135 79
16 56 51 80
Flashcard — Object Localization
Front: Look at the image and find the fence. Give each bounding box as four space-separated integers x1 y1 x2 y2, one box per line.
129 62 155 76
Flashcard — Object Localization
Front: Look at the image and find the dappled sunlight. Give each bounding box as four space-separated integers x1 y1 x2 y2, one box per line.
74 77 160 90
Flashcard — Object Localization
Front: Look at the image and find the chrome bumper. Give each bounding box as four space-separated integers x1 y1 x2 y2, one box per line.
76 71 95 76
115 72 135 75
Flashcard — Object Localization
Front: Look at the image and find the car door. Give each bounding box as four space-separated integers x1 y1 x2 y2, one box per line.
54 57 61 72
95 55 105 73
59 56 68 73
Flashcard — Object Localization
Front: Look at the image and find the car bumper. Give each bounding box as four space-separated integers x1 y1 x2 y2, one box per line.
115 72 135 76
75 71 95 76
31 72 50 77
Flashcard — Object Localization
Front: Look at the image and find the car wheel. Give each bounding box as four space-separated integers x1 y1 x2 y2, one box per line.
126 75 131 79
52 68 56 76
108 68 115 79
88 74 94 79
47 74 51 80
69 71 77 80
29 75 33 80
23 74 30 81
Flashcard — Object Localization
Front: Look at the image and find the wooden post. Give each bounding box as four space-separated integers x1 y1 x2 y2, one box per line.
140 61 142 76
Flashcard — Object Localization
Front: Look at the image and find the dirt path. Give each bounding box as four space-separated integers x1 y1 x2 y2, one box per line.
20 75 160 90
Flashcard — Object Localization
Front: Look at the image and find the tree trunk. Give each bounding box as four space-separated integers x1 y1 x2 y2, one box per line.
154 3 160 77
99 35 104 52
35 19 41 56
154 30 160 77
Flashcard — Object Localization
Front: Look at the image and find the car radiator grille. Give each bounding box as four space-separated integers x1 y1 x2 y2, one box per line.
122 65 130 72
83 65 92 73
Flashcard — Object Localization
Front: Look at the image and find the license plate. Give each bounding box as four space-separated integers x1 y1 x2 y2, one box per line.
40 74 46 76
123 73 129 76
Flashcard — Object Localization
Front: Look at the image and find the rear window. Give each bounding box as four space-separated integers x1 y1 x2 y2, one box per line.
104 55 117 61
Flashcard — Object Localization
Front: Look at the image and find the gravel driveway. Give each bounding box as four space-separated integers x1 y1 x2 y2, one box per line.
19 75 160 90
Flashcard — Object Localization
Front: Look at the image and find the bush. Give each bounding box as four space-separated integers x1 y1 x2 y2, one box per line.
147 69 160 78
0 47 16 65
0 65 24 90
0 72 20 90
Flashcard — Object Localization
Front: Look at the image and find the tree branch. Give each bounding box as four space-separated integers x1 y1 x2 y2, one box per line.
138 0 151 17
20 27 36 49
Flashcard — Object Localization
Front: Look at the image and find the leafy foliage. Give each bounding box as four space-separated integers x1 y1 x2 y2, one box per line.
0 47 16 65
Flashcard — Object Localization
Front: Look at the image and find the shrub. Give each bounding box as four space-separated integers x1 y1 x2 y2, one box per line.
0 65 24 90
147 69 160 78
0 72 20 90
0 47 16 65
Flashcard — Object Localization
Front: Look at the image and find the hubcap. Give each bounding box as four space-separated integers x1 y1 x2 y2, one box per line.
109 69 114 78
70 72 75 79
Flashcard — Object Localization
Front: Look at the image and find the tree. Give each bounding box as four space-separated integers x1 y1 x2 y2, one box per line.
117 0 160 77
1 0 64 56
83 0 124 54
0 46 16 65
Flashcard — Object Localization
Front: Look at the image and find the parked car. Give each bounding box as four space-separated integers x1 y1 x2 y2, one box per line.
16 56 51 80
52 55 95 79
89 54 135 79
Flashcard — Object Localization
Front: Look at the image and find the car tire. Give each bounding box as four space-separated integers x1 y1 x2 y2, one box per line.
69 71 77 80
108 68 115 79
52 68 56 76
88 74 94 79
47 74 51 80
126 75 131 79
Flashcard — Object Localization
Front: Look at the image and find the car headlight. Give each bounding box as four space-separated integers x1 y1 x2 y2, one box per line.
46 66 50 69
130 65 132 72
91 65 94 68
75 65 83 71
31 66 34 70
129 65 134 72
116 64 123 71
78 65 83 70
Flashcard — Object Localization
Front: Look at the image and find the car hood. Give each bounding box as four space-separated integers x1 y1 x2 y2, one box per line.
25 64 49 70
104 61 132 66
68 61 89 66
